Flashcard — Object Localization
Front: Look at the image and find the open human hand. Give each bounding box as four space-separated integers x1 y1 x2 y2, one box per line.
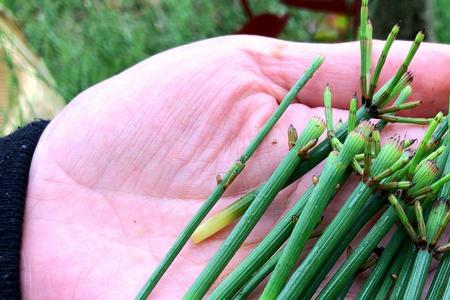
21 35 450 299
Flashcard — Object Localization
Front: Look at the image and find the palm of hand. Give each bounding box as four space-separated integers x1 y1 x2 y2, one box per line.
21 36 448 299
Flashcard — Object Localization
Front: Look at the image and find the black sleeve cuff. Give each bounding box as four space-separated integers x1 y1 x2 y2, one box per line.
0 120 49 300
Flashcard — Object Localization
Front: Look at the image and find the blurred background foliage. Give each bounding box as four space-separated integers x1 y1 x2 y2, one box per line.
2 0 325 101
0 0 448 133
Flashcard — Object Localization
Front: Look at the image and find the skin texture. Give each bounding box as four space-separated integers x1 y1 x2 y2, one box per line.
20 35 450 299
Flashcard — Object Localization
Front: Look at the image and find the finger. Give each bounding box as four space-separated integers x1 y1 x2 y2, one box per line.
227 35 450 117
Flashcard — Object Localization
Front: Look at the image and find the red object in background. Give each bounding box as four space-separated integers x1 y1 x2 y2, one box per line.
236 0 289 37
236 0 361 38
282 0 361 33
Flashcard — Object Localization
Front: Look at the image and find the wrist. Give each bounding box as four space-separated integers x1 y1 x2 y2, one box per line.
0 121 49 299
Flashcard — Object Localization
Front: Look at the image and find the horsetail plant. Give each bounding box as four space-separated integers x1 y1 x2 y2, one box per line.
369 22 400 100
315 118 445 299
208 169 352 299
135 0 448 297
192 72 415 244
208 91 418 300
427 249 450 299
427 115 449 152
349 95 358 133
357 229 408 299
259 91 373 300
427 178 450 299
324 85 364 173
378 115 432 125
274 84 416 299
372 242 410 300
190 124 295 244
442 281 450 300
388 194 419 242
135 55 325 299
302 195 386 299
368 29 425 112
402 115 450 300
183 117 326 299
376 100 422 115
231 250 283 300
277 137 409 299
193 20 416 244
390 243 417 299
235 192 386 299
360 0 371 105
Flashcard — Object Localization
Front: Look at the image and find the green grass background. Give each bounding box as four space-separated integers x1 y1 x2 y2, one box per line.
1 0 449 103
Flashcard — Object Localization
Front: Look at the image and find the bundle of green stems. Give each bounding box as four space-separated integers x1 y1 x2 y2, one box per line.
135 0 450 299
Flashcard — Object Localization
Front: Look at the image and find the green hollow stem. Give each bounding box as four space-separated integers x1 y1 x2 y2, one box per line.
260 125 370 299
208 172 350 299
369 23 400 100
418 145 446 169
363 132 373 180
442 281 450 300
277 140 405 299
324 84 335 138
428 115 450 151
377 100 422 115
432 209 450 246
211 184 313 298
316 160 441 300
260 151 349 299
402 250 432 300
435 130 450 300
211 124 385 299
390 243 417 299
357 229 407 300
373 243 408 300
135 56 325 299
410 173 450 199
369 30 425 111
349 95 358 133
316 208 399 300
230 225 322 300
336 274 356 300
415 200 427 243
287 71 404 182
365 20 373 104
403 144 450 299
378 115 431 125
379 181 412 190
408 112 444 179
372 130 381 155
191 189 257 243
209 90 416 300
370 154 410 184
231 250 282 300
303 195 386 299
235 198 380 300
374 85 412 129
360 0 370 103
193 74 413 243
324 86 363 175
183 122 325 299
388 194 418 242
428 252 450 299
